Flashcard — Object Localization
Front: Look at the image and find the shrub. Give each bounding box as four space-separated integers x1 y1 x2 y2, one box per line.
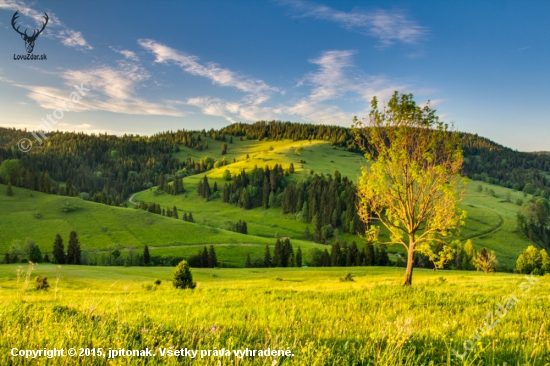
339 273 354 282
35 275 49 290
173 260 196 289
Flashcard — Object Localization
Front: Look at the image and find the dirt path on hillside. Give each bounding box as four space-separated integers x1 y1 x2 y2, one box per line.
128 193 138 204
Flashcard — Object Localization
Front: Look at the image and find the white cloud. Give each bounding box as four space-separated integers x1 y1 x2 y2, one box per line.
183 49 407 126
279 0 428 47
111 47 139 61
139 39 278 95
1 0 92 50
13 63 185 117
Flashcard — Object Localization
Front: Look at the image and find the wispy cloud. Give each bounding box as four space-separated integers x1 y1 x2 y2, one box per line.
12 62 184 116
138 39 279 95
139 39 284 123
110 47 139 61
0 0 92 50
183 48 408 126
278 0 428 47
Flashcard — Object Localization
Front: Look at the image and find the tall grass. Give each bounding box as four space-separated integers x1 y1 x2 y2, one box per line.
0 264 548 365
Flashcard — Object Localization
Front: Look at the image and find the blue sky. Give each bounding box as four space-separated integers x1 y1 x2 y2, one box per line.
1 0 549 151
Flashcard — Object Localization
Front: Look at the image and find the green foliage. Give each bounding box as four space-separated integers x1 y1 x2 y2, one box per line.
6 182 13 196
172 260 196 289
353 92 465 285
0 159 21 185
515 245 547 275
143 245 151 265
53 234 65 264
473 247 498 273
66 231 82 265
60 202 81 213
35 275 49 290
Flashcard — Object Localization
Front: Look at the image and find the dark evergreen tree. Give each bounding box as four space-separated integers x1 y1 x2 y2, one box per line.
222 143 227 155
322 249 331 267
296 247 302 267
304 226 311 240
202 246 209 267
245 253 252 268
273 239 283 267
208 245 217 268
378 244 390 266
188 212 194 223
282 238 293 267
43 253 50 263
66 231 81 265
183 212 188 221
313 214 322 242
173 206 179 219
365 241 375 266
143 245 151 265
52 234 65 264
264 245 272 267
331 242 341 267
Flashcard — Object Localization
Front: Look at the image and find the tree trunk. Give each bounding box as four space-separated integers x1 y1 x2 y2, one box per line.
404 243 415 286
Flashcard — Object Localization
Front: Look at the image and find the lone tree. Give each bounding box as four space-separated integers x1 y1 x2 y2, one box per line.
52 234 65 264
353 92 466 286
172 260 196 289
143 245 151 265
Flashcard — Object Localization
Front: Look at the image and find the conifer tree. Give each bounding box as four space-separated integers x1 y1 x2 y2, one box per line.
183 212 188 221
66 231 81 265
365 241 375 266
143 245 151 265
331 242 341 267
264 245 272 267
188 212 194 222
273 239 283 267
173 260 196 289
378 244 390 266
208 245 217 268
322 249 331 267
282 238 293 267
53 234 65 264
296 247 302 267
245 253 252 268
202 246 208 267
173 206 179 219
313 214 322 242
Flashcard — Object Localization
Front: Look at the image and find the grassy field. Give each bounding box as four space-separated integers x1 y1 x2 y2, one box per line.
0 184 325 267
0 264 548 365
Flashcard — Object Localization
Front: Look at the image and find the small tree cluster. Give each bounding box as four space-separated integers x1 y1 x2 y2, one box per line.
51 232 81 265
182 212 195 222
235 220 248 234
198 176 212 201
187 245 218 268
516 245 550 275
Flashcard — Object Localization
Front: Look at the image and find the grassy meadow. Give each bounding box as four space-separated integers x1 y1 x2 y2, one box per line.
0 264 548 365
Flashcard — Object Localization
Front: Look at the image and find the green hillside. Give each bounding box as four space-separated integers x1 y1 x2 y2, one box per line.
0 134 539 269
0 184 325 267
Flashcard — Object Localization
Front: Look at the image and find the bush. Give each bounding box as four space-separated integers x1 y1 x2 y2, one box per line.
339 273 354 282
173 260 196 289
35 275 49 290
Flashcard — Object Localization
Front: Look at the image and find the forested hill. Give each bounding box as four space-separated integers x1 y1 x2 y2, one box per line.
0 121 549 206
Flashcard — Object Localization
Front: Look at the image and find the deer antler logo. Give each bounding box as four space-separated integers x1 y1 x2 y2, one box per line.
12 11 49 54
